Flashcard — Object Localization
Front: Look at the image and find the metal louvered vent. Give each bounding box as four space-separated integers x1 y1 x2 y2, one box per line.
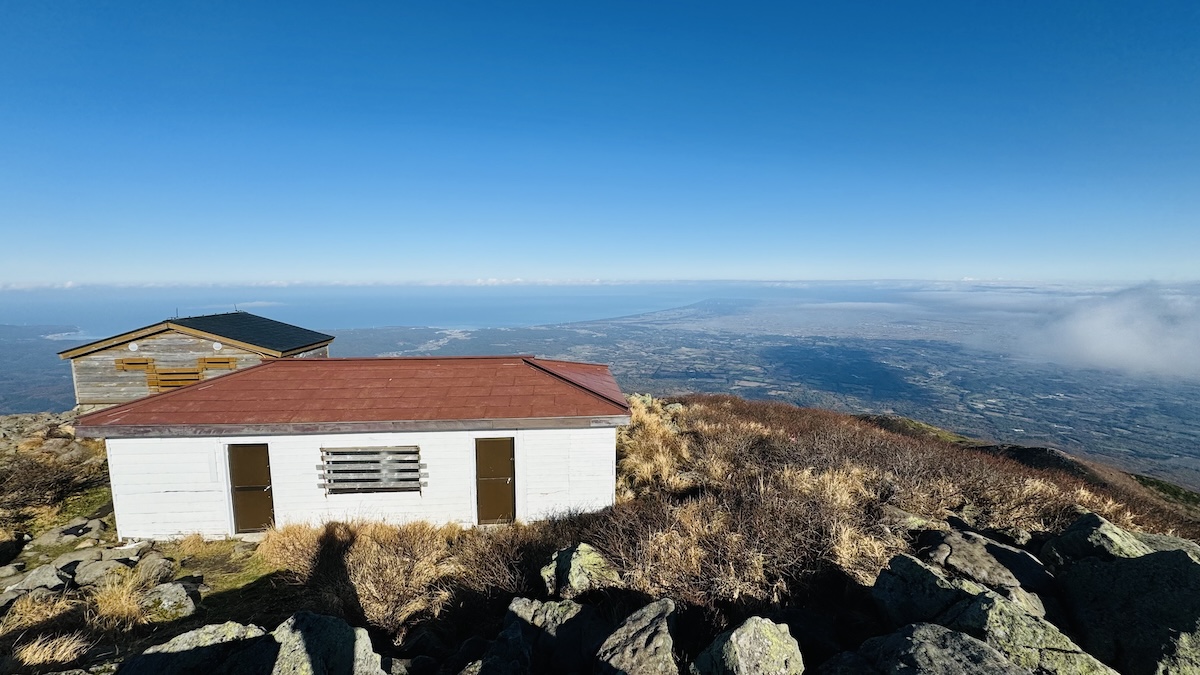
319 446 426 494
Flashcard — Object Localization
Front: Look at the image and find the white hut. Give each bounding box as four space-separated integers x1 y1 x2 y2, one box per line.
75 356 629 540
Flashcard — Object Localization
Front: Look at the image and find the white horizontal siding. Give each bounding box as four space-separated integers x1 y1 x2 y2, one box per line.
106 437 232 539
107 426 618 539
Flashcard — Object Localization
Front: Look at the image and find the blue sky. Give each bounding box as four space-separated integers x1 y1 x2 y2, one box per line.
1 2 1197 284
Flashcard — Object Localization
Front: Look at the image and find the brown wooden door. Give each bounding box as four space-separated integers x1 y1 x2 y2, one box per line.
476 438 515 525
229 444 274 533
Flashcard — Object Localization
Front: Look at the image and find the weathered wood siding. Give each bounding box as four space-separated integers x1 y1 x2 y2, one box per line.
71 330 264 405
106 427 617 539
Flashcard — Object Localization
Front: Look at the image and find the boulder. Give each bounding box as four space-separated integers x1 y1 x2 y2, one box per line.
939 591 1116 674
134 552 176 585
691 616 804 675
1040 513 1152 570
871 554 984 627
1059 549 1200 675
461 619 532 675
595 598 677 675
506 596 610 672
119 621 269 675
923 530 1053 593
74 559 131 587
9 562 69 591
267 611 387 675
1134 532 1200 564
102 540 151 561
0 589 26 614
853 623 1027 675
541 543 623 599
0 562 24 578
53 548 103 573
120 612 387 675
139 582 198 621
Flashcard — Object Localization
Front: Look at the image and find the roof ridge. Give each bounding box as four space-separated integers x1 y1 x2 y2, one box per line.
522 358 629 411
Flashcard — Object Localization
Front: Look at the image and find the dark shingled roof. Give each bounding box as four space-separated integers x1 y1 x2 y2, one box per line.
171 312 334 354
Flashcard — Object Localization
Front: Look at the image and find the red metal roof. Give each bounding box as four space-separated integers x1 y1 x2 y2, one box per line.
77 356 629 429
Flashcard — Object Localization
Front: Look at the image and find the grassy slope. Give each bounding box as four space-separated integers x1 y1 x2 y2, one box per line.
4 397 1200 672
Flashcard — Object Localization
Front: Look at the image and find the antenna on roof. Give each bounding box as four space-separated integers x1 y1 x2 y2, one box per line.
174 307 178 319
234 303 239 312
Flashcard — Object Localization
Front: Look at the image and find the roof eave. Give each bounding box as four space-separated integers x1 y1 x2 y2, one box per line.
77 414 633 439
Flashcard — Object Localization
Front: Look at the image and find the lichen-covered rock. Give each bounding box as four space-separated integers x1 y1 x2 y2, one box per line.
268 611 387 675
691 616 803 675
507 597 610 672
1060 549 1200 675
595 598 677 675
139 582 197 621
1040 512 1152 570
855 623 1026 674
541 543 622 599
119 621 268 675
871 554 985 627
940 591 1116 674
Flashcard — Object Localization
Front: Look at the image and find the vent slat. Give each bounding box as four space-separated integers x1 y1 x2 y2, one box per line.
320 446 422 495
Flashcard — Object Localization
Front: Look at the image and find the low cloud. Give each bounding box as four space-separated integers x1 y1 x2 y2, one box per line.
1023 285 1200 379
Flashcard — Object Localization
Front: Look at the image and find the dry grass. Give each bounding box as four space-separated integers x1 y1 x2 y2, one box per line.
0 593 83 635
196 395 1200 645
9 632 91 669
260 520 464 641
87 567 150 632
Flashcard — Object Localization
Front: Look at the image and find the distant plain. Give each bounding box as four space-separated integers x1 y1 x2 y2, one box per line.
3 281 1198 488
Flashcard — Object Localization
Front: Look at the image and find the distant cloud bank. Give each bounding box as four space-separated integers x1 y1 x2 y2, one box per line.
1024 285 1200 380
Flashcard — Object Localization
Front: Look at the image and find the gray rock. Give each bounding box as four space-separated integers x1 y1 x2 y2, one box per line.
268 611 387 675
855 623 1027 674
506 596 610 672
10 562 69 591
464 620 533 675
101 540 151 561
134 552 176 584
74 559 131 587
541 543 623 599
0 588 27 614
1134 531 1200 564
29 527 67 548
53 548 103 573
1060 549 1200 675
940 591 1116 674
1040 512 1152 570
119 621 268 675
139 582 197 621
691 616 803 675
595 598 677 675
923 530 1054 593
871 554 985 628
0 562 24 577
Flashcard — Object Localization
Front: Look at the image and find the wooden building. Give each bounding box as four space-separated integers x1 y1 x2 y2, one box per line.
74 356 630 539
58 312 334 408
